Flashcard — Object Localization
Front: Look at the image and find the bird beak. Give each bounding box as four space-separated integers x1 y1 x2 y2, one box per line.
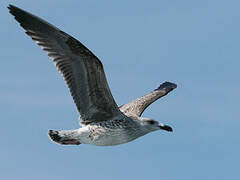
158 124 173 132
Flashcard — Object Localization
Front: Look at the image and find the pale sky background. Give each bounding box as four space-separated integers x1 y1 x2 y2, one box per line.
1 0 239 180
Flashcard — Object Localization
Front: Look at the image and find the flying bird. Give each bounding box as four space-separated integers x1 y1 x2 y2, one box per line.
8 5 177 146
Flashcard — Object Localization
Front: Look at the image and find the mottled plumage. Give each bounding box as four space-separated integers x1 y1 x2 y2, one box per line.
120 82 177 116
8 5 177 146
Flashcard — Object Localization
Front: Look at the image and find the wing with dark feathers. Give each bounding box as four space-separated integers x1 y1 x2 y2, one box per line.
8 5 122 124
120 82 177 117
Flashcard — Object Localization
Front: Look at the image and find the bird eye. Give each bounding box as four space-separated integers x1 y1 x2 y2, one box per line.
148 120 155 125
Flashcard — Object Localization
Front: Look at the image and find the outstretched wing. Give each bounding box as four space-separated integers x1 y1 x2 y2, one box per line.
8 5 122 124
120 82 177 117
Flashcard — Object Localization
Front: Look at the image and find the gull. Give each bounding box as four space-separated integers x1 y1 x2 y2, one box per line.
8 5 177 146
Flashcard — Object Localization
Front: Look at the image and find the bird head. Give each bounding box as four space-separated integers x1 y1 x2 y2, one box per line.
139 117 173 132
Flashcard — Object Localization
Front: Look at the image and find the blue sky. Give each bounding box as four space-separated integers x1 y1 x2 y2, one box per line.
1 0 239 179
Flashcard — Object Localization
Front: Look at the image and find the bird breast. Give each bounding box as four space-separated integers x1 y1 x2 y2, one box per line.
85 120 145 146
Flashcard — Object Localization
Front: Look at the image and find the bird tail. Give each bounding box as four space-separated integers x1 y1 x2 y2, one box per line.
48 130 81 145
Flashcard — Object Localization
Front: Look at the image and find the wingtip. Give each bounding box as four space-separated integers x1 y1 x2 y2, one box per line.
8 4 21 16
8 4 13 8
8 4 16 11
154 81 177 91
8 4 12 12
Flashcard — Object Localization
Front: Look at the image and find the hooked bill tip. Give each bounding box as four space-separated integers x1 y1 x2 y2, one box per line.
159 125 173 132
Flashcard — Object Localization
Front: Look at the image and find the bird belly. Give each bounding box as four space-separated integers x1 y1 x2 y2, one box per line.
88 127 141 146
92 133 134 146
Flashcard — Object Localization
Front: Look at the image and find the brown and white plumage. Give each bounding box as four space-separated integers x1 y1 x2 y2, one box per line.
8 4 121 125
8 5 177 146
120 82 177 116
